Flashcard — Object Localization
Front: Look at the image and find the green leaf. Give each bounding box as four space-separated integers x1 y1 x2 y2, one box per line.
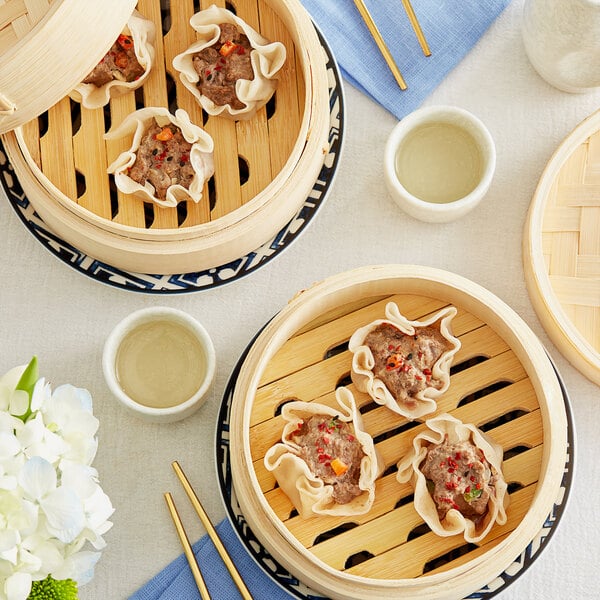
464 487 483 503
14 356 38 422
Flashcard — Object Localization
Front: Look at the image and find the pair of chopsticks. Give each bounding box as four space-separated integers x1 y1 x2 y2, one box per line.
353 0 431 90
165 461 252 600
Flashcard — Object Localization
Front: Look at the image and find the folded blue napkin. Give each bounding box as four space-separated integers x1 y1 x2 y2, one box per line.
129 518 297 600
301 0 511 119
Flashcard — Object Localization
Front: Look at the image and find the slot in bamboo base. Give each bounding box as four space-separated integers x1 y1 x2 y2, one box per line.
230 266 568 600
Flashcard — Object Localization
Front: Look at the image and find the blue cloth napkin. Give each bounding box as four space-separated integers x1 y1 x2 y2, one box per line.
129 518 297 600
301 0 511 119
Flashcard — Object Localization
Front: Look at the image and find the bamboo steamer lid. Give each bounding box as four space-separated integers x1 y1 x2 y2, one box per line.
0 0 138 134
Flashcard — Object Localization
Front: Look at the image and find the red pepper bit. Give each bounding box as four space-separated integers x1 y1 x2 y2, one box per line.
455 452 462 460
347 434 355 442
475 482 482 490
465 486 471 494
447 467 455 474
387 344 394 351
415 375 423 381
236 46 246 55
117 34 134 51
470 475 476 482
445 481 458 490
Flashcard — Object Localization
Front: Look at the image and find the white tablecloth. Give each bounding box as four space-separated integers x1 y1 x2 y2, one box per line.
1 1 598 598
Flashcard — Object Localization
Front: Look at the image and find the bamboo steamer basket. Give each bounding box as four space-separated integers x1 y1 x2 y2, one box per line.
0 0 137 133
229 264 568 600
1 0 331 274
523 109 600 386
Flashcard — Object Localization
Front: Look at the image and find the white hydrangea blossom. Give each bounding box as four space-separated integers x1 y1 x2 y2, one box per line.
0 363 114 600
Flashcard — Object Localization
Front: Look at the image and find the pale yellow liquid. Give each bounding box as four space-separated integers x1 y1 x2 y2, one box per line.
395 122 483 204
115 320 207 409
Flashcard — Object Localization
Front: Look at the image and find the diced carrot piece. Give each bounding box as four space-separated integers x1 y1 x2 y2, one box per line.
219 41 238 57
330 458 349 476
155 127 174 142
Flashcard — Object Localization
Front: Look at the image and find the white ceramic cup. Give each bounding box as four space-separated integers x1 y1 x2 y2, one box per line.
102 306 216 423
384 105 496 223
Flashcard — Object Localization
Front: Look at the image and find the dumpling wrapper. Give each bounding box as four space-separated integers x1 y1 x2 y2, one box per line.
397 413 508 543
172 5 286 120
264 387 382 519
348 302 461 420
105 107 214 208
70 10 156 109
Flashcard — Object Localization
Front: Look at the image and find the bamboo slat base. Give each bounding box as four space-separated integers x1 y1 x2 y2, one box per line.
524 108 600 385
230 266 568 600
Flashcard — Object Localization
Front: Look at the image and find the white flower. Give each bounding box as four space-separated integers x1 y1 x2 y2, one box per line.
0 360 113 597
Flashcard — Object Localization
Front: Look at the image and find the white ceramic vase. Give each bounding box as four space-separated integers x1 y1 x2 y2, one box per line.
522 0 600 92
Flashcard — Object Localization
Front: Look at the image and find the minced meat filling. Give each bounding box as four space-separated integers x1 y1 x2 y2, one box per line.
127 120 195 201
421 438 494 520
292 415 364 504
192 22 254 109
364 323 451 406
83 34 145 87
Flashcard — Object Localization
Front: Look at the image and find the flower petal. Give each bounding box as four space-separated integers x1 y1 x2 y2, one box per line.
52 550 100 585
40 487 85 543
18 457 56 501
8 391 29 420
5 572 31 600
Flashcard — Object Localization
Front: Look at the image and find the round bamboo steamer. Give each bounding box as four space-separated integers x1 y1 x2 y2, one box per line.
0 0 137 134
229 264 568 600
1 0 331 275
524 108 600 386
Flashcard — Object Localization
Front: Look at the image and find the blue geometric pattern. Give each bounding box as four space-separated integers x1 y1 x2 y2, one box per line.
216 336 574 600
0 32 344 295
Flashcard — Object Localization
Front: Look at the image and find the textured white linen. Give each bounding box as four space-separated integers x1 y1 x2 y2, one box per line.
0 1 599 598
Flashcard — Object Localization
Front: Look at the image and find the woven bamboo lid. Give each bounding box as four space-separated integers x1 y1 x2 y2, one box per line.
0 0 137 134
523 109 600 386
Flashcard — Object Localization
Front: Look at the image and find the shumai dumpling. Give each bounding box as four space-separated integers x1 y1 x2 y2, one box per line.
105 107 214 208
172 5 286 120
348 302 461 420
397 413 508 543
71 10 155 109
264 387 381 518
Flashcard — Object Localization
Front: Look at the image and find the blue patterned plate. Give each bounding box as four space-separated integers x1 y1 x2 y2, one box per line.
216 337 574 600
0 32 343 294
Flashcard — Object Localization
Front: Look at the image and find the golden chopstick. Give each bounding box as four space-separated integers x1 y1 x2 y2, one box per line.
401 0 431 56
164 492 212 600
172 461 253 600
352 0 408 90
